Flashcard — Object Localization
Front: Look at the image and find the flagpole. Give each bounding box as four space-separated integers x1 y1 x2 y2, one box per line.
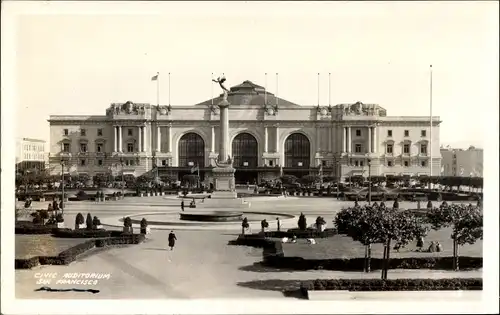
429 65 433 189
265 73 268 104
275 73 279 106
317 73 320 106
156 72 160 106
328 72 331 106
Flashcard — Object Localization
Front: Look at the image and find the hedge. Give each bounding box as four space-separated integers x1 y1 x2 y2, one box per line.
234 228 337 241
15 221 57 235
15 234 146 269
52 228 112 238
307 278 482 291
264 255 483 271
229 237 482 271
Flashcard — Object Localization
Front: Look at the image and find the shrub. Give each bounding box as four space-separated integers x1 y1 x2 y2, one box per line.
86 213 93 229
92 216 100 227
55 213 64 223
124 217 132 228
140 218 148 228
75 213 84 225
427 200 433 209
39 210 49 223
32 212 43 225
393 200 399 209
309 278 482 291
242 217 250 229
315 216 326 226
298 213 307 231
261 219 269 229
16 221 56 234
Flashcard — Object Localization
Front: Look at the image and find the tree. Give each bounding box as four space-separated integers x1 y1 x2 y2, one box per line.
280 175 298 185
426 204 483 271
182 174 199 188
86 213 93 229
298 213 307 230
300 175 319 187
335 205 427 277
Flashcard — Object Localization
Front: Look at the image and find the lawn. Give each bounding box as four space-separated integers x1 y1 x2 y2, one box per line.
281 226 482 260
15 235 92 259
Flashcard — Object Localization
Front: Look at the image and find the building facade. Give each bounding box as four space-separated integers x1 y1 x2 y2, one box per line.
48 80 441 183
16 138 47 172
440 146 483 177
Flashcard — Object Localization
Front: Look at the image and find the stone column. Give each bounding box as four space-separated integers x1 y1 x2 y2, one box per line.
373 126 377 154
368 126 372 153
211 126 215 153
264 127 268 153
143 125 147 152
138 126 142 152
168 125 172 153
118 126 123 152
342 127 346 153
156 125 161 152
275 125 279 153
347 127 351 153
219 104 230 161
328 126 332 152
114 126 118 152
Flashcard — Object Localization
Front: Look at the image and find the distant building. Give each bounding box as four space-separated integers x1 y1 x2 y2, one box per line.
440 146 483 177
48 80 442 183
15 138 47 173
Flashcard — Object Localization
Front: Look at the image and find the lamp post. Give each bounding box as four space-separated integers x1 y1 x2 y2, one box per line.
119 155 124 198
60 153 71 214
367 158 372 205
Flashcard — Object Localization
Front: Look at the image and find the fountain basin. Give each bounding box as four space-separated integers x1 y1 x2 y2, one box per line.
180 211 243 222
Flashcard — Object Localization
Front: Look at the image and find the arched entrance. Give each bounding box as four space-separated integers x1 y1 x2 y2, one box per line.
232 132 258 184
178 132 205 181
284 133 311 178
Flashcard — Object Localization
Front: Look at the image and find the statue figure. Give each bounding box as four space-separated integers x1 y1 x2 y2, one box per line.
212 76 229 101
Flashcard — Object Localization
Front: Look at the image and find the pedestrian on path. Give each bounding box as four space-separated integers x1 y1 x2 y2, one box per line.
168 230 177 251
181 200 184 211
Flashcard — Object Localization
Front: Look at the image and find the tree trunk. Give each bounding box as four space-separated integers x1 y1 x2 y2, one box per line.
363 245 368 272
381 243 387 279
384 239 392 280
367 243 372 273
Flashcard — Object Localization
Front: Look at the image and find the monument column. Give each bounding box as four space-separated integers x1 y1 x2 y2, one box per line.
328 125 332 152
219 104 230 160
211 126 215 153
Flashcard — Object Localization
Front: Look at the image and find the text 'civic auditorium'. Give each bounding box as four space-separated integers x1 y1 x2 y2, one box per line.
48 80 442 184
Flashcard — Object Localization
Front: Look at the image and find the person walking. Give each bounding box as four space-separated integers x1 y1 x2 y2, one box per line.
276 217 281 232
180 200 184 212
168 230 177 251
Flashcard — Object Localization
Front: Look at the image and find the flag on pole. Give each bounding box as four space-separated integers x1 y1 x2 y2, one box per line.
151 74 159 81
190 164 199 174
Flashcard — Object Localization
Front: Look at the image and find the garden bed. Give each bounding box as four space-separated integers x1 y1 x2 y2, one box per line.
15 234 146 269
15 221 57 235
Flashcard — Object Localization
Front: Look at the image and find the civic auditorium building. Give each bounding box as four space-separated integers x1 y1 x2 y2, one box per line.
48 80 442 184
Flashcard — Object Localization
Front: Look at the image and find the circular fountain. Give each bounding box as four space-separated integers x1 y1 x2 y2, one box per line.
179 211 243 222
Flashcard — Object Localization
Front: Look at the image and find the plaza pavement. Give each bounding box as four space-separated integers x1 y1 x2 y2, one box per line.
15 195 481 299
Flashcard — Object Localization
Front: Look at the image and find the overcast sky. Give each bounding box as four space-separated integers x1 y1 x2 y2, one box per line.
11 1 499 149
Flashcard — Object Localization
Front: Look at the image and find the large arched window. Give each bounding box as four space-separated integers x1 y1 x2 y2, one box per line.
232 133 258 168
178 133 205 167
284 133 310 168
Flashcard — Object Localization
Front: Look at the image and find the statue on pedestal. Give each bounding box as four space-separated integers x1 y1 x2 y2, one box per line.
212 76 229 102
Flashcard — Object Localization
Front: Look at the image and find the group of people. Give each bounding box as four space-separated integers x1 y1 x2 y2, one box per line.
416 236 443 253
